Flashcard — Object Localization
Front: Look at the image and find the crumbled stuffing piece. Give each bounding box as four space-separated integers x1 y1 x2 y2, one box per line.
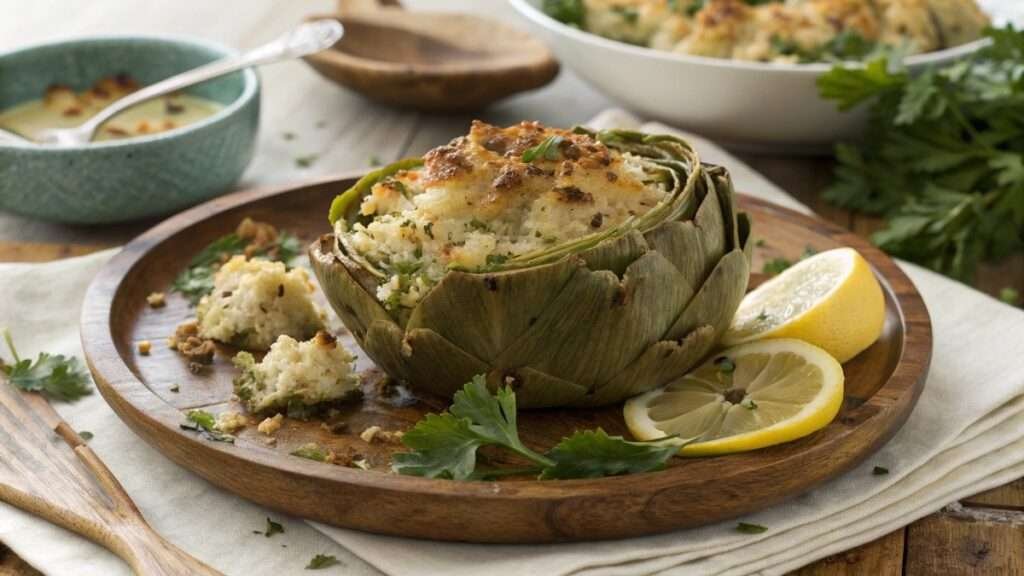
258 413 284 436
146 292 166 308
137 340 151 355
233 332 358 413
360 425 404 444
168 320 215 364
214 411 248 434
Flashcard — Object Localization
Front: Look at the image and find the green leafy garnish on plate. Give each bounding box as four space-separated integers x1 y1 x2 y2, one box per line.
0 330 92 402
522 135 564 163
392 376 679 480
263 517 284 538
306 554 340 570
818 26 1024 281
736 522 768 534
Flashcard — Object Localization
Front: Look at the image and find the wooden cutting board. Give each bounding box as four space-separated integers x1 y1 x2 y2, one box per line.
79 173 931 544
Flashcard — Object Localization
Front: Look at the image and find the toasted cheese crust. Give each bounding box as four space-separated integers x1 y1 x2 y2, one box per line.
344 121 670 310
565 0 988 62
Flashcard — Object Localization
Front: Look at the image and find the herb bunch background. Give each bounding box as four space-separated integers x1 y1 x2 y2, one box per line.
819 27 1024 281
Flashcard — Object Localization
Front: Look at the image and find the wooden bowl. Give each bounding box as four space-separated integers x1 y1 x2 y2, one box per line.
80 173 931 543
302 10 559 111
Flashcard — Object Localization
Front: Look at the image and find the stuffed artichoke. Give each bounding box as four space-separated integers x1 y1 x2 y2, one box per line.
310 121 752 408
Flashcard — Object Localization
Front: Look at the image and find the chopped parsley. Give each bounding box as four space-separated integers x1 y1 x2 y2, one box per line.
714 356 736 374
79 431 94 441
1 330 92 402
542 0 585 28
295 154 318 168
262 517 284 537
999 287 1021 307
291 443 329 462
762 257 793 276
305 554 341 570
873 465 890 476
736 522 768 534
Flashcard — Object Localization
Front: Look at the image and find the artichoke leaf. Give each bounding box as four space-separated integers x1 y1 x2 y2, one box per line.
363 320 415 383
484 367 588 409
406 258 579 361
310 238 396 343
576 229 649 277
496 250 693 391
663 249 751 342
400 329 490 399
580 325 717 407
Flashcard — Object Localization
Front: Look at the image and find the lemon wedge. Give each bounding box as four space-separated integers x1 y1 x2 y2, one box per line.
723 247 885 363
624 339 844 456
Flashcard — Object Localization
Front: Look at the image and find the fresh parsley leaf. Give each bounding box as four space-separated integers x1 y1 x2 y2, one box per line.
391 412 487 479
522 136 564 163
1000 287 1021 306
291 443 329 462
540 429 678 479
736 522 768 534
762 257 792 276
394 376 680 480
542 0 585 27
264 517 284 537
872 465 890 475
305 554 340 570
79 431 94 441
818 57 907 111
1 330 92 402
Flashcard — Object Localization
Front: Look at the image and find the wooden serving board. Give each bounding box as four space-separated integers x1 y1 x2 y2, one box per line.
80 173 932 544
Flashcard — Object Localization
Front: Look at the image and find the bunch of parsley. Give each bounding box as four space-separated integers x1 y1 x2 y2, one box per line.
818 27 1024 281
1 330 92 402
393 376 680 480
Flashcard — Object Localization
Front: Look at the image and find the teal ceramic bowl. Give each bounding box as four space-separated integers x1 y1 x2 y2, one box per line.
0 36 259 224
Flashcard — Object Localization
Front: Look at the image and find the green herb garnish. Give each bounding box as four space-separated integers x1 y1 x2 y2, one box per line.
762 257 792 276
818 27 1024 281
295 154 318 168
368 155 382 167
1 330 92 402
999 287 1021 307
79 431 94 441
873 465 890 476
736 522 768 534
714 356 736 374
291 443 329 462
392 376 679 480
522 135 564 163
264 517 284 537
542 0 585 27
306 554 341 570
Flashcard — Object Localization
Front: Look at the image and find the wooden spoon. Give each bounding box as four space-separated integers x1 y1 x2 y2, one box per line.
303 0 559 111
0 382 222 576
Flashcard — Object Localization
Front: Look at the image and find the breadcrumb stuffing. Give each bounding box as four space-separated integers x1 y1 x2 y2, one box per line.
360 425 404 444
146 292 166 308
214 411 248 434
137 340 152 355
258 413 284 436
168 320 215 364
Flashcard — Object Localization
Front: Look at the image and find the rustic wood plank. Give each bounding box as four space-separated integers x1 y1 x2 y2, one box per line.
790 529 905 576
905 505 1024 576
963 479 1024 510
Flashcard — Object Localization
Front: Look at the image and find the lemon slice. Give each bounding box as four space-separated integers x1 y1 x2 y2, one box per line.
723 247 885 363
624 339 844 456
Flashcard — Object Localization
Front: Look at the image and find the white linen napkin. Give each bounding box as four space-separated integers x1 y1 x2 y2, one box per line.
2 110 1022 576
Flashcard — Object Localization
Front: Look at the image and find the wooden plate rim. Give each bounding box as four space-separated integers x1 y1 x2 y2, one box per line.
80 172 933 538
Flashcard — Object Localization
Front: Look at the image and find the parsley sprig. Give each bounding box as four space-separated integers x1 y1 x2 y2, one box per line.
392 376 680 480
171 229 301 305
818 27 1024 281
1 330 92 402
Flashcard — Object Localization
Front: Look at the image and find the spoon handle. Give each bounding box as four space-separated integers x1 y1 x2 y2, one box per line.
81 19 344 134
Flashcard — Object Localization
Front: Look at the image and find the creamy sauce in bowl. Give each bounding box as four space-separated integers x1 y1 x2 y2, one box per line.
0 74 223 143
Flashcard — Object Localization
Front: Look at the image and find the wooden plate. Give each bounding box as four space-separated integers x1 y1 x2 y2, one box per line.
81 174 932 544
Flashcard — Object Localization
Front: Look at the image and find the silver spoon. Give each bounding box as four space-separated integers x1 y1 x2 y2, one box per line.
20 20 343 147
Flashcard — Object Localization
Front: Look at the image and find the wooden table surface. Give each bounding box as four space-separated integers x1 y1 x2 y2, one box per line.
2 1 1023 574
